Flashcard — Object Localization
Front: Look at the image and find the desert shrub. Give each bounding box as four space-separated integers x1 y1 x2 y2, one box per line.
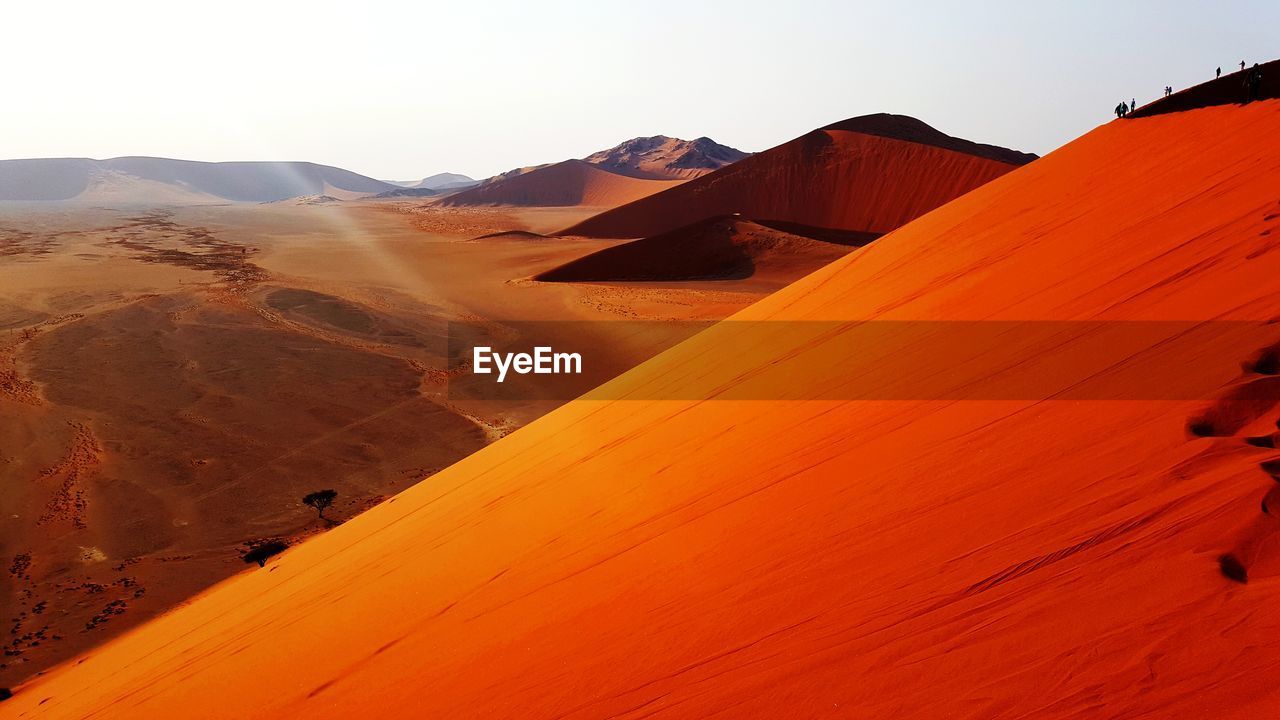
242 540 289 568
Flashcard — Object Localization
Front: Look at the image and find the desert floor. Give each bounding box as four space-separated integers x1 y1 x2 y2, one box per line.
0 198 777 683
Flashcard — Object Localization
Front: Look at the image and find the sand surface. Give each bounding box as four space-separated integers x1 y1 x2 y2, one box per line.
536 216 867 289
7 100 1279 719
562 114 1031 239
441 160 684 208
0 199 777 685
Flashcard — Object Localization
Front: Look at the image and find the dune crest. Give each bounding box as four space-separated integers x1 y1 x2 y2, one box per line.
561 113 1035 238
439 159 684 208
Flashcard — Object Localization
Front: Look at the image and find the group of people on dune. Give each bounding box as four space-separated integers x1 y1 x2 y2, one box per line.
1117 60 1265 118
1114 97 1137 118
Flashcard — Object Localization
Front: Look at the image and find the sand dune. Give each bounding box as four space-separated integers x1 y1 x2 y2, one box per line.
9 95 1280 718
440 159 683 208
1130 58 1278 117
561 113 1035 238
76 170 226 205
443 135 745 208
0 158 397 203
0 200 776 687
412 172 477 190
583 136 748 179
535 215 867 284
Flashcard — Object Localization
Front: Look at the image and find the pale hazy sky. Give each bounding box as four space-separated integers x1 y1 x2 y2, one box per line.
4 1 1276 180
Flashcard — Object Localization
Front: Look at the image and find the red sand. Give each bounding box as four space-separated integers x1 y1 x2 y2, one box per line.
560 114 1033 238
439 160 683 208
10 102 1280 719
534 215 866 284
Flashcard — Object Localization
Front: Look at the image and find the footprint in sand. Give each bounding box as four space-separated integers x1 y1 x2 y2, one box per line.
1261 456 1280 516
1218 456 1280 584
1198 343 1280 583
1185 376 1280 438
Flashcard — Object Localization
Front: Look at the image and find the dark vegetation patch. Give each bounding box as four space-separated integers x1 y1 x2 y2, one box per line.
242 539 289 568
107 212 267 288
303 489 338 522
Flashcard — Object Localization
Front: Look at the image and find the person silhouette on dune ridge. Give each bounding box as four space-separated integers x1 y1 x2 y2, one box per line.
1245 63 1263 102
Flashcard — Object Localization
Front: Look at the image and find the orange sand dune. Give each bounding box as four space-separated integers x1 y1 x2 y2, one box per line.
560 114 1035 238
535 215 868 284
1130 58 1279 117
10 102 1280 719
439 160 683 208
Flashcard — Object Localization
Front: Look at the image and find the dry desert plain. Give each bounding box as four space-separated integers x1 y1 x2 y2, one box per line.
0 198 783 683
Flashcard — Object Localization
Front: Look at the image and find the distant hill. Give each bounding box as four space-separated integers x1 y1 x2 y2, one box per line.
583 136 749 179
420 172 476 190
384 172 481 190
394 172 478 190
0 157 398 203
374 187 440 199
443 135 746 209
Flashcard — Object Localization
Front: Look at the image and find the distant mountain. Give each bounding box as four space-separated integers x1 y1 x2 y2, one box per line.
374 187 440 199
415 172 477 190
583 136 749 179
387 172 478 190
445 135 747 208
0 157 399 203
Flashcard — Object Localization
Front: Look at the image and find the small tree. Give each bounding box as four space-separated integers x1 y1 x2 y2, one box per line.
303 489 338 521
242 540 288 568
